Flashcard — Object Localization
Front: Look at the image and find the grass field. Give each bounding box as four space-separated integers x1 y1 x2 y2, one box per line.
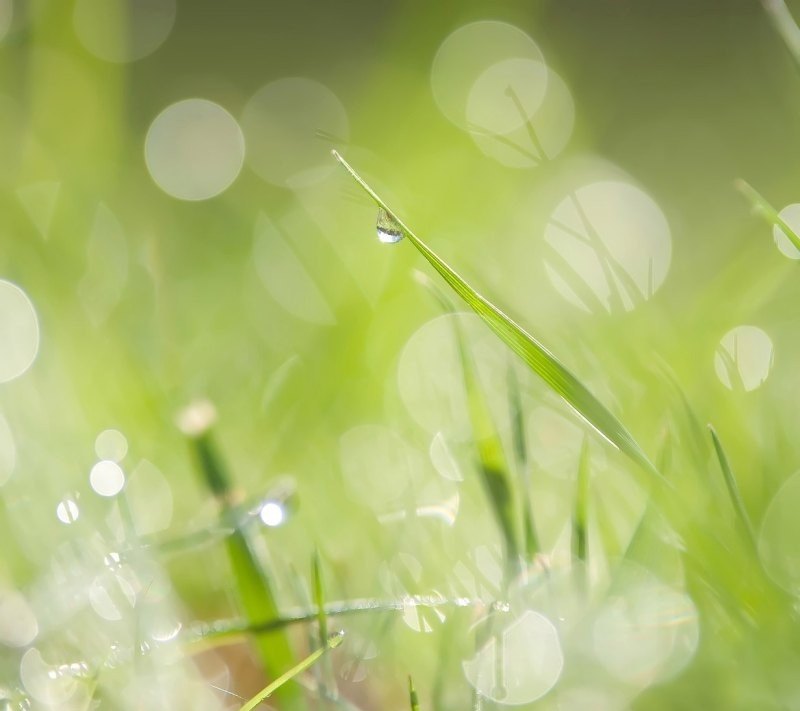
3 1 800 709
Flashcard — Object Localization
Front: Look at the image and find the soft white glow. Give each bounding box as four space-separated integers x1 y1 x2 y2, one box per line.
145 99 244 201
0 589 38 647
176 399 217 437
259 501 285 527
463 610 564 704
56 497 80 524
431 21 544 130
0 410 15 486
73 0 176 63
94 429 128 462
545 181 672 313
241 77 349 188
714 325 774 391
0 280 39 383
774 203 800 259
90 460 125 497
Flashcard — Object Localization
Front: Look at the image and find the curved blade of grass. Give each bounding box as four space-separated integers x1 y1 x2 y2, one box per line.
239 632 344 711
332 150 659 480
182 417 302 709
708 424 759 553
409 676 420 711
736 179 800 252
414 270 521 576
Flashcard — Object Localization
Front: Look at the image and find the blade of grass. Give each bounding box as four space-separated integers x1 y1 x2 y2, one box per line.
332 150 660 481
508 363 540 559
759 0 800 71
736 179 800 252
313 550 338 703
408 676 420 711
179 403 302 710
413 270 521 578
708 424 759 553
239 632 345 711
572 437 591 564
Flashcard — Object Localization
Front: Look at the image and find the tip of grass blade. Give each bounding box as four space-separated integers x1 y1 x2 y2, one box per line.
408 675 420 711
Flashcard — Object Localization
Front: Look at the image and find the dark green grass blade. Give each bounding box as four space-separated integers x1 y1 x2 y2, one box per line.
507 363 540 558
408 676 420 711
414 270 521 576
572 437 591 563
183 421 302 709
736 179 800 252
239 633 344 711
708 425 759 553
332 150 659 480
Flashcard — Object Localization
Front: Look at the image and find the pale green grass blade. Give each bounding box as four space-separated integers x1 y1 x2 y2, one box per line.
708 424 759 553
736 179 800 252
414 269 521 575
409 676 420 711
239 632 344 711
332 150 659 480
507 363 540 558
759 0 800 71
312 550 338 703
181 413 302 709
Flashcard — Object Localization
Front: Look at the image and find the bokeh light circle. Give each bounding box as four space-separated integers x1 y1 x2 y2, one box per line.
462 610 564 704
544 181 672 313
713 325 773 391
0 588 37 647
241 77 349 188
431 21 545 130
89 460 125 497
0 280 39 383
73 0 176 63
94 429 128 462
145 99 245 201
773 204 800 259
471 65 575 168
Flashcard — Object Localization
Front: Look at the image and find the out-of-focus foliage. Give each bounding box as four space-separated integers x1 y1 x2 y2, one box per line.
3 0 800 709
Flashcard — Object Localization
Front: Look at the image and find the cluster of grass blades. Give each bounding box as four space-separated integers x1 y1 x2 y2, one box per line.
147 151 794 710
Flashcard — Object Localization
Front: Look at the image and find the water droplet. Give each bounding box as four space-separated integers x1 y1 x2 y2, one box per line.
376 208 404 244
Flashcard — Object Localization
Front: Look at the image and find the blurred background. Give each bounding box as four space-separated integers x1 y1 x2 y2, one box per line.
3 0 800 708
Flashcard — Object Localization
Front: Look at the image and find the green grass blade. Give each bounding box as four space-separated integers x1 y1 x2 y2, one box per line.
736 179 800 252
331 150 659 480
312 549 338 702
180 406 303 709
572 437 591 563
758 0 800 71
408 676 420 711
507 363 540 558
239 632 344 711
414 270 521 576
708 424 759 553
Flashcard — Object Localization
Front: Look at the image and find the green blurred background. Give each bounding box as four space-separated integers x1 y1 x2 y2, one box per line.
3 0 800 708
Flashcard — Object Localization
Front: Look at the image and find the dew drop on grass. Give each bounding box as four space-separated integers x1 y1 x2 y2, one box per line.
376 208 404 244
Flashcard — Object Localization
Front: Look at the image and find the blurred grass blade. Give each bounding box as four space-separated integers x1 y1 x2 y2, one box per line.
708 424 759 553
736 179 800 251
312 549 338 702
408 676 420 711
572 437 591 563
179 403 302 709
414 270 521 576
759 0 800 70
332 150 659 480
239 632 344 711
507 363 540 558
